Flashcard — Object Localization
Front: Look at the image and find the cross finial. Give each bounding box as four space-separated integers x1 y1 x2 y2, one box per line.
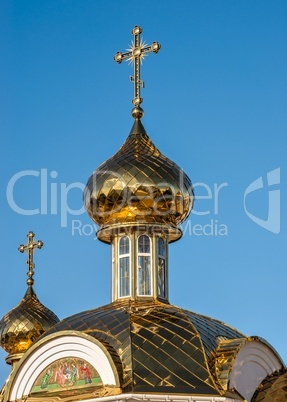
18 231 43 287
114 26 161 119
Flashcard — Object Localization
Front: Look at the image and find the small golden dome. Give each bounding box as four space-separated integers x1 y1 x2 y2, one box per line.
0 286 59 364
0 231 59 364
84 118 194 242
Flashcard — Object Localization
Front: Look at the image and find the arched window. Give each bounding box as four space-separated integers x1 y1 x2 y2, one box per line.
137 235 151 296
157 238 166 298
119 236 130 297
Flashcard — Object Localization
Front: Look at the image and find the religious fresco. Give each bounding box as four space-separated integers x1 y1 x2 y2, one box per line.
31 357 102 394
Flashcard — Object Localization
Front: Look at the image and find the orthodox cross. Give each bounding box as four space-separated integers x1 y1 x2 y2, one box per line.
18 231 43 287
114 26 160 108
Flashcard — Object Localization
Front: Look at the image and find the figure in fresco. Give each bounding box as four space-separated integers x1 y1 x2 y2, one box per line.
63 362 71 381
69 363 78 386
54 364 66 387
80 363 92 384
40 369 52 389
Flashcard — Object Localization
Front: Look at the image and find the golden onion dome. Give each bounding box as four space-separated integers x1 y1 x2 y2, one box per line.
0 285 59 364
84 117 194 243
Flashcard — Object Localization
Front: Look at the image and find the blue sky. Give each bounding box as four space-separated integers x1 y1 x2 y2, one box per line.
1 0 286 384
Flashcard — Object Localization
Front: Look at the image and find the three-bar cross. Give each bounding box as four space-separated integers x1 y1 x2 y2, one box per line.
114 26 160 108
18 231 43 287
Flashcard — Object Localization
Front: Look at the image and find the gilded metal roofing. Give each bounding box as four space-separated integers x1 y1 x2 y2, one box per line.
251 369 287 402
84 119 193 242
0 286 59 359
208 337 250 391
183 311 245 362
42 300 244 395
208 336 286 394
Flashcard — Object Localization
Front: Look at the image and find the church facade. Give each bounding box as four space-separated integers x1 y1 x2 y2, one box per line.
1 26 286 402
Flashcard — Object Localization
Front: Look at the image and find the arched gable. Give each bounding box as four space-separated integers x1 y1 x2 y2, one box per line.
5 331 120 402
228 338 283 401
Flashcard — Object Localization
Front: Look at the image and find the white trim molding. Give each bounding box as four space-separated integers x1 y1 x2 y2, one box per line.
229 339 283 401
66 393 238 402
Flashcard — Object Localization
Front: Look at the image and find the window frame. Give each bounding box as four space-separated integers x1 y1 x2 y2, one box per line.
157 237 166 299
118 236 131 298
137 235 152 297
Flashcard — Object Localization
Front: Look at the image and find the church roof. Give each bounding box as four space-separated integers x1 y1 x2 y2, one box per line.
41 299 244 395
